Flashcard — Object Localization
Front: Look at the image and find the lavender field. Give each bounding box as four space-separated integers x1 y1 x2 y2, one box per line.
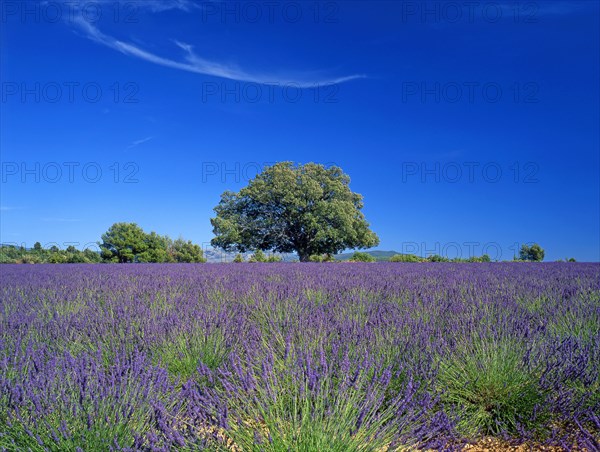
1 263 599 451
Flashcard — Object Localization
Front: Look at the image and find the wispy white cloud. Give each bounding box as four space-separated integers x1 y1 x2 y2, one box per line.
0 206 22 212
72 18 365 88
127 136 154 149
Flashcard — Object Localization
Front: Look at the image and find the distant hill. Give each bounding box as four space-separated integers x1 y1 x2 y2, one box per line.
334 250 402 262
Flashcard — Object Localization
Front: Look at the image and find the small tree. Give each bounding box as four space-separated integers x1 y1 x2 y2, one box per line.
47 252 66 263
233 253 244 263
171 238 206 263
428 254 449 262
33 242 42 252
389 254 422 263
349 251 376 262
519 243 545 262
138 232 173 263
310 253 335 262
249 250 267 263
99 223 148 263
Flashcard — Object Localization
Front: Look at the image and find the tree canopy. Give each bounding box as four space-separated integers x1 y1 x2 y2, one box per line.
519 243 545 262
99 223 206 263
100 223 149 263
210 162 379 261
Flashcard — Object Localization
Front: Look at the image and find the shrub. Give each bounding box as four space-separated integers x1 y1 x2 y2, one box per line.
154 329 228 382
437 338 546 437
249 250 267 263
1 349 184 451
389 254 422 263
349 252 376 262
427 255 449 262
196 349 437 451
232 253 244 263
309 254 335 262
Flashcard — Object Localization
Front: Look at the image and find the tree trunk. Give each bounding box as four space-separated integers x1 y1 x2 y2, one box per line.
298 252 310 262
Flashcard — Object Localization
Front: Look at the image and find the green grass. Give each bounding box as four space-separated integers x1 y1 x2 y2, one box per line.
437 337 547 438
154 328 229 382
217 351 415 452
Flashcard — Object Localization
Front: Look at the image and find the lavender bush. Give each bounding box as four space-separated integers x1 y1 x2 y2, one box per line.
1 263 598 450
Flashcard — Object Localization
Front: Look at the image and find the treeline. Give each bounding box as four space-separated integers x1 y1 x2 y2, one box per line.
341 243 553 263
0 223 206 264
1 231 566 264
0 244 102 264
385 243 550 263
352 252 494 263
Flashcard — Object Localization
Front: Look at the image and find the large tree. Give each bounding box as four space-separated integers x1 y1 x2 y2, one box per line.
210 162 379 262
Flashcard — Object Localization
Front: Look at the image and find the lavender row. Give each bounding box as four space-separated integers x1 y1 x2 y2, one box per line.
1 263 599 450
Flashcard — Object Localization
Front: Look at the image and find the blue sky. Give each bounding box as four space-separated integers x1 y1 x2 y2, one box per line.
1 0 599 261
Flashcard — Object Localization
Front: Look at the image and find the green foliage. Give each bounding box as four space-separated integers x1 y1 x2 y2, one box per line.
217 352 413 452
47 252 67 263
232 253 244 263
137 232 172 263
349 251 376 262
427 254 449 262
479 254 491 262
309 253 335 262
437 338 546 437
0 225 204 264
171 238 206 263
99 223 149 263
83 248 102 263
519 243 545 262
210 162 379 262
154 329 228 382
0 355 174 451
100 224 205 264
20 254 42 264
389 253 492 263
389 254 423 262
249 250 267 263
247 250 284 263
